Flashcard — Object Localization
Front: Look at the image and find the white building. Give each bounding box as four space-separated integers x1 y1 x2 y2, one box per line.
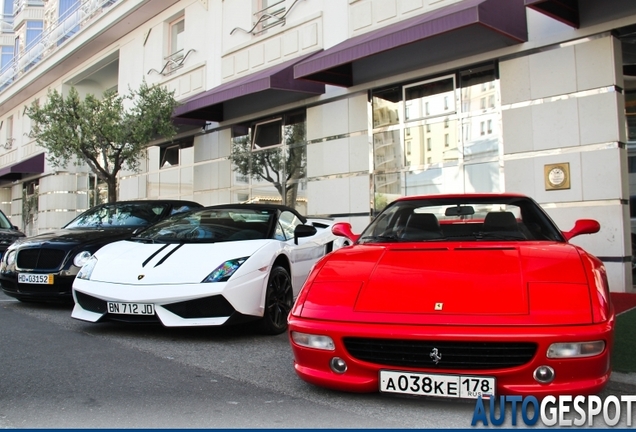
0 0 634 292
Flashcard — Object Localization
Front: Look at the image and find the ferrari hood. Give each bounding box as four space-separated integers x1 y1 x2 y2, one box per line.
89 240 271 285
301 243 593 325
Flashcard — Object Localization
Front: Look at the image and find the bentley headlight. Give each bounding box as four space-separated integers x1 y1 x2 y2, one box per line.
202 257 249 283
5 250 16 267
73 251 92 268
76 256 98 280
547 341 605 358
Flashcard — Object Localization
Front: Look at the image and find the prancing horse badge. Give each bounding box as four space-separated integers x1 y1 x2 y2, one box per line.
434 302 443 310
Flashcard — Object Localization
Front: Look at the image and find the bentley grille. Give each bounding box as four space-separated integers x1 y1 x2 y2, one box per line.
17 248 67 270
343 338 537 370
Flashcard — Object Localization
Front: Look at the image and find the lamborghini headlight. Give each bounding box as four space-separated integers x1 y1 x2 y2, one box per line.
547 341 605 358
77 256 98 280
73 251 92 268
202 257 249 283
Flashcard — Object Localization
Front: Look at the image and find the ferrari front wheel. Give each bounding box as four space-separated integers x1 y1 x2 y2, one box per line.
257 266 293 335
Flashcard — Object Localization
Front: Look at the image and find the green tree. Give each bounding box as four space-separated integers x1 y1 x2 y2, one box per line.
26 81 178 203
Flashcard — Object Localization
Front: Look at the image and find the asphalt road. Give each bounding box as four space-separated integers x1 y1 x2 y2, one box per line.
0 291 634 429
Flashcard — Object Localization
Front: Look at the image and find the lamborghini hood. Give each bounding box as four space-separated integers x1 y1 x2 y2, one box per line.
300 243 594 325
88 240 271 284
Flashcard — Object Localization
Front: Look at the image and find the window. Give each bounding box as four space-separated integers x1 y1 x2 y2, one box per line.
6 115 12 142
169 17 185 59
255 0 285 33
1 46 13 72
25 21 43 50
58 0 80 44
3 0 12 22
160 145 179 168
252 118 282 150
404 76 455 121
444 133 449 147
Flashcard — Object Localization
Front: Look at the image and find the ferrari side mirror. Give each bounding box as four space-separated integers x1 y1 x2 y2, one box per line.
562 219 600 241
332 222 359 243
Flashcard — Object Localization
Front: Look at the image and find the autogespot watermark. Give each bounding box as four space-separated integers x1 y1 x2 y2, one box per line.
471 395 636 427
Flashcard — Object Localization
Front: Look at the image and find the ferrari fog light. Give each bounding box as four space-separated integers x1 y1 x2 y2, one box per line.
533 365 555 384
76 256 97 280
291 331 335 350
547 341 605 359
203 257 249 283
73 251 92 268
330 357 347 374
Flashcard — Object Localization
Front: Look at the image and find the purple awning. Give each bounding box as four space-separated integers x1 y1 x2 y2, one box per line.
525 0 579 28
0 152 44 181
294 0 527 87
173 52 325 122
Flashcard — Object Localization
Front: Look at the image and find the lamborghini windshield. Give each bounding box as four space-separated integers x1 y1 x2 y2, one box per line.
359 196 564 244
133 208 276 243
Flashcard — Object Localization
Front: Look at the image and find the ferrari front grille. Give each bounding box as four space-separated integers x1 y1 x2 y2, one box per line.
17 248 67 270
163 295 235 319
343 338 537 370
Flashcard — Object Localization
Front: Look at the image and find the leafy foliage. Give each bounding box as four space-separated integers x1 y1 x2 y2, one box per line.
26 81 178 202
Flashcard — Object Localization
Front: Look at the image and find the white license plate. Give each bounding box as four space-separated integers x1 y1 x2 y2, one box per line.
18 273 53 284
380 370 495 399
107 302 155 316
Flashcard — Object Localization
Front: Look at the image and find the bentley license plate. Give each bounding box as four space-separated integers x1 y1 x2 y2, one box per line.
107 302 155 316
18 273 53 284
379 371 495 399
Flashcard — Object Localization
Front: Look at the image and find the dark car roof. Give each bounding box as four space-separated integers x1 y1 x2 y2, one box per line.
200 203 307 224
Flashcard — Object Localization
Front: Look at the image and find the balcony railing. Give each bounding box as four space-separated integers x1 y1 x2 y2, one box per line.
0 0 119 92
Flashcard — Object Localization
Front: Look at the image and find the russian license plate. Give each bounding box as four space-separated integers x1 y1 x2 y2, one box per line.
107 302 155 316
18 273 53 284
380 371 495 399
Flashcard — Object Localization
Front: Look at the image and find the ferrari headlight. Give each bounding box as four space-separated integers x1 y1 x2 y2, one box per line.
547 341 605 358
5 250 15 266
73 251 92 268
291 332 335 351
76 256 98 280
202 257 249 283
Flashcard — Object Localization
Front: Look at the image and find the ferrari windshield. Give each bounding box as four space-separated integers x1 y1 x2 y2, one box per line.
359 196 564 244
64 203 171 229
133 207 275 243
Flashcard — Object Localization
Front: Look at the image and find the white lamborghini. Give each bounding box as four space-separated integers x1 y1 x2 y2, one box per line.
71 204 345 334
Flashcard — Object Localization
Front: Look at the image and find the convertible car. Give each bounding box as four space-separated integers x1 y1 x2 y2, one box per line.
72 204 342 334
0 200 201 303
288 193 614 398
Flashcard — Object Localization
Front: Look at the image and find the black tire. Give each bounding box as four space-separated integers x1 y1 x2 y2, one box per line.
257 266 293 335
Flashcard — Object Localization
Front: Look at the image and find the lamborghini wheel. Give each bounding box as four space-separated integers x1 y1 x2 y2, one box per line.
257 266 292 335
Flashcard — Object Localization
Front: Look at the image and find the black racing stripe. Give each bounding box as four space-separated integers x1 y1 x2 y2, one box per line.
142 244 170 268
154 243 184 268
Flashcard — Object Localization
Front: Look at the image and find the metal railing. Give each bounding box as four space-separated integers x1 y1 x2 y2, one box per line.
0 0 119 92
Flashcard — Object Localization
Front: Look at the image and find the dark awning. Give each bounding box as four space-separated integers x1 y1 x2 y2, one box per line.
173 52 325 123
293 0 527 87
0 152 45 182
525 0 579 28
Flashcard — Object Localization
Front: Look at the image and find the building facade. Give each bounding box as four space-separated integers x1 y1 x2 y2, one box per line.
0 0 634 292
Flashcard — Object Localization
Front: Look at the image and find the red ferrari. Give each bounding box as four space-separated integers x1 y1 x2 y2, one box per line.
288 194 614 399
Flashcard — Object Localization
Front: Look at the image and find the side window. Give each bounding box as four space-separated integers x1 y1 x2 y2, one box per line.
170 205 194 215
274 222 286 241
279 210 302 240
